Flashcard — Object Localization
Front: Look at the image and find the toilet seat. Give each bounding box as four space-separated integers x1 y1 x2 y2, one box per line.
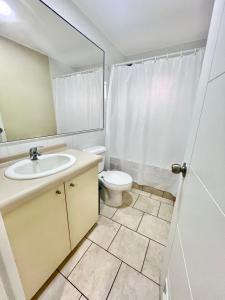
99 171 132 191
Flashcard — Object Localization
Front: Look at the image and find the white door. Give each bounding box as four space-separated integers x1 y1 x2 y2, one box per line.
161 0 225 299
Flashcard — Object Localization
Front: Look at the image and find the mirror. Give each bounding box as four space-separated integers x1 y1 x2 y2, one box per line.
0 0 104 143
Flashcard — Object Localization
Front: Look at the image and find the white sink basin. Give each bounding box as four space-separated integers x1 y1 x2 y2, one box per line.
5 153 76 180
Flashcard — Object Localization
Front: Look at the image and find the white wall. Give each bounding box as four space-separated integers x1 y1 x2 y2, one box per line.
124 39 206 62
0 0 124 158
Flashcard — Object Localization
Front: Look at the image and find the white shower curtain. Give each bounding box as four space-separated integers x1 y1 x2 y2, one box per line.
53 69 103 133
107 50 204 195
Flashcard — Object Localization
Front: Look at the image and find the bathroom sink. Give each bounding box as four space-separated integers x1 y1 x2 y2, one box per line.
5 153 76 180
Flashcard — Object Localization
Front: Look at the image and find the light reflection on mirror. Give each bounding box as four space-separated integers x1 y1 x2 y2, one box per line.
0 0 104 143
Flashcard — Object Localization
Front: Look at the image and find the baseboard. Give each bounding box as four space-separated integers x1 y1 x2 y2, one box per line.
132 182 176 201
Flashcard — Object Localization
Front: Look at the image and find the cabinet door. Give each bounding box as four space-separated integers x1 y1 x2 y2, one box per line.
65 166 98 249
3 185 70 299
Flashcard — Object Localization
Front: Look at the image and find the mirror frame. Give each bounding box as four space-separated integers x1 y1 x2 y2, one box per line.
0 0 105 145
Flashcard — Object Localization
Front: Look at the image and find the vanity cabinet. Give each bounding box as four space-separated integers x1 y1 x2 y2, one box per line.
3 166 99 299
65 166 98 248
3 184 70 299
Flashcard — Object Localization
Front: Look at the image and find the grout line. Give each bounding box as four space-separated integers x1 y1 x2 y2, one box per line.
122 261 160 286
136 211 144 232
157 201 162 217
62 232 161 296
86 240 124 269
91 237 137 270
141 238 150 273
89 239 159 287
46 192 171 298
100 212 168 247
106 261 123 299
110 207 118 219
60 271 89 299
102 193 172 223
150 196 174 207
140 238 167 285
60 197 169 297
59 240 93 279
133 206 171 224
132 193 140 207
107 224 122 250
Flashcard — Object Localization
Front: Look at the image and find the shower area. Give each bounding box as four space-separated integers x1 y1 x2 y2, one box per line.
106 48 204 196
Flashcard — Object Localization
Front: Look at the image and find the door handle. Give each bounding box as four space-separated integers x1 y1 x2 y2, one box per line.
171 162 187 178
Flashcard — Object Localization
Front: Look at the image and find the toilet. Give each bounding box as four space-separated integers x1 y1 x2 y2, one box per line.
83 146 132 207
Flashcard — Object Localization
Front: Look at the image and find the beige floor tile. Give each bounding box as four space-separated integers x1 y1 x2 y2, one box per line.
108 263 159 300
38 273 81 300
138 214 170 246
87 216 120 249
158 203 174 222
100 200 117 218
112 207 143 230
142 240 166 283
109 226 149 271
59 239 92 277
122 191 139 207
132 188 151 197
134 195 160 216
151 194 174 206
68 243 120 300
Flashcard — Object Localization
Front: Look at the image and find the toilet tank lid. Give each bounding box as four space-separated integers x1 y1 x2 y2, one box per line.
83 145 106 155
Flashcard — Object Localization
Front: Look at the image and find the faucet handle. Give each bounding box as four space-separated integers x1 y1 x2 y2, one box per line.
29 146 44 160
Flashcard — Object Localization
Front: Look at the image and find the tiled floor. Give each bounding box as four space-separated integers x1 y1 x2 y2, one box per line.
38 189 174 300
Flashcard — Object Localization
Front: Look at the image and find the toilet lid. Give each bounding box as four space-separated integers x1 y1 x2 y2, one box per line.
102 171 132 185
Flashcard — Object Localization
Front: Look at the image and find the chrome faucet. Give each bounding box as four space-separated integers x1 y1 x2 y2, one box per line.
29 147 42 160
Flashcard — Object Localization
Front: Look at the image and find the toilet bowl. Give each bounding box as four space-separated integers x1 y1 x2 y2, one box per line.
83 146 133 207
99 170 132 207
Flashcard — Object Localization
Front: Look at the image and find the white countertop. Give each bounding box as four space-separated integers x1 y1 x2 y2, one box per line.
0 148 101 214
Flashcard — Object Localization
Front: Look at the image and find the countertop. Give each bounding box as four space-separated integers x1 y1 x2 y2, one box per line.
0 148 101 214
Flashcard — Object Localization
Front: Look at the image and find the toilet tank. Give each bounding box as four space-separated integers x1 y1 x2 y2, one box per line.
83 146 106 173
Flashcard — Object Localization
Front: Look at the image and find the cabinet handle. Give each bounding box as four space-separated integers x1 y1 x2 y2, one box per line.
56 190 61 194
70 183 75 187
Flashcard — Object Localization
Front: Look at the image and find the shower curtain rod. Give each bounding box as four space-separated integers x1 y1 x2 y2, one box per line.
114 47 203 67
54 67 99 79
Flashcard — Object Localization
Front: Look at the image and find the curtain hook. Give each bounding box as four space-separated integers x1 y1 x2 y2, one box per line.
180 51 183 58
154 57 157 63
194 48 198 55
166 54 169 60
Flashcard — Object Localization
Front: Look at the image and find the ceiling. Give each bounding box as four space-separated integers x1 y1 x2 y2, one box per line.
73 0 214 56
